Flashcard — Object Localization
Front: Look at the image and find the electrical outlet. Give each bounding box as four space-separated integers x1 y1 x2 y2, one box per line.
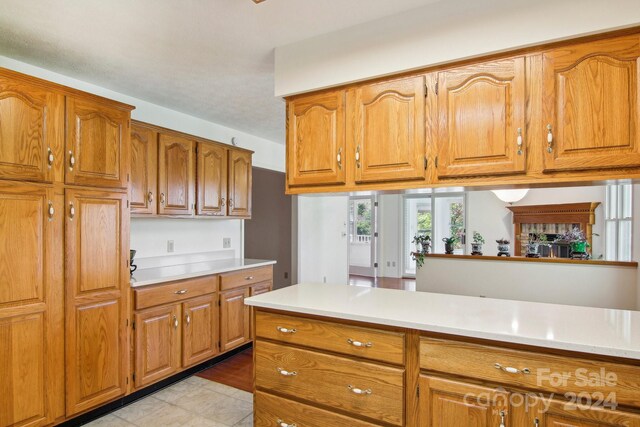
223 237 231 248
167 240 174 253
386 261 391 267
392 261 396 267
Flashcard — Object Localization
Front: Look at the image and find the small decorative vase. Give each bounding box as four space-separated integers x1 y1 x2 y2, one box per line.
443 240 454 255
496 242 510 257
525 242 540 258
420 242 431 254
471 243 483 256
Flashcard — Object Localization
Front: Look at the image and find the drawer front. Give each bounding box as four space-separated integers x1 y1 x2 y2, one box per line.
220 265 272 290
256 311 405 365
420 337 640 407
255 391 382 427
255 340 404 426
134 275 218 310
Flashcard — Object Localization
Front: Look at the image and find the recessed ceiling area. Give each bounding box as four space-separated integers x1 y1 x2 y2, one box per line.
0 0 437 144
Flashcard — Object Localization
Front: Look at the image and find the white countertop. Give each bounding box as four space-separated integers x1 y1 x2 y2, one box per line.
130 258 276 287
245 283 640 360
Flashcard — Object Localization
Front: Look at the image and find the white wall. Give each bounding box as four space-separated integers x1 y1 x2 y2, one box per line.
0 55 285 172
417 257 637 310
378 194 402 278
130 218 242 260
275 0 640 96
297 195 349 285
466 191 513 255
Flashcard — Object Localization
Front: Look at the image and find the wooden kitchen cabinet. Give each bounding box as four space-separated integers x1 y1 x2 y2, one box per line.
0 183 64 427
0 72 64 183
542 34 640 172
197 141 227 216
220 287 251 351
227 149 252 217
436 57 527 177
65 96 130 189
286 89 347 187
158 133 195 215
182 294 219 367
348 75 426 184
134 303 181 389
130 122 158 214
65 189 129 416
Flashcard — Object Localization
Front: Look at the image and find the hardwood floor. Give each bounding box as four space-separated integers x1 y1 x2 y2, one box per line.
197 348 254 392
349 275 416 291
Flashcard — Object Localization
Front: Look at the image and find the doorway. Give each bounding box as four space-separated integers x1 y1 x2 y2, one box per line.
348 196 377 277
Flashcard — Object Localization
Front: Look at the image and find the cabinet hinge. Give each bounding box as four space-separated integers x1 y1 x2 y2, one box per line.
417 385 420 398
424 157 428 170
434 81 439 95
435 156 439 168
374 201 378 207
374 262 378 268
132 373 136 382
127 173 130 182
126 376 129 385
425 83 428 98
132 321 136 330
218 299 221 307
127 200 130 208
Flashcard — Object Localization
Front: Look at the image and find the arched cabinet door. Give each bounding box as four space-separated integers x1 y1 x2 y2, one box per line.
436 57 527 178
287 90 346 187
542 34 640 172
227 149 252 218
348 76 426 184
197 141 227 216
158 134 195 216
130 122 158 214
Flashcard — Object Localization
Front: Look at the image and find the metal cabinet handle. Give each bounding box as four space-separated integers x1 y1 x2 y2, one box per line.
185 314 191 326
517 127 523 155
174 289 188 295
245 276 254 280
355 145 361 168
277 367 297 377
276 326 297 334
495 363 530 375
228 198 234 208
221 197 226 207
337 147 342 170
47 148 54 167
160 193 166 205
277 419 297 427
173 315 179 329
534 418 539 427
348 385 372 395
48 202 55 220
68 150 75 171
546 124 553 153
148 191 154 203
347 338 372 348
500 410 507 427
69 202 75 220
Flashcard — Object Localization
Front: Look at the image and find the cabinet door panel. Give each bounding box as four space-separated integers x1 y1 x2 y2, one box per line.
349 76 426 183
220 288 250 351
0 76 63 183
437 57 526 177
542 35 640 171
228 150 252 217
197 142 227 216
66 189 128 415
158 134 194 215
66 97 129 188
130 123 158 214
419 375 509 427
183 294 218 367
134 304 181 388
287 90 346 187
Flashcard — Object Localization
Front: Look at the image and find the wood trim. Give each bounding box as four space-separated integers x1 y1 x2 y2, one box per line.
423 253 638 268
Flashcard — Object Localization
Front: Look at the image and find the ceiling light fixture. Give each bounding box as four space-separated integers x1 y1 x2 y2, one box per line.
491 189 529 204
252 0 267 3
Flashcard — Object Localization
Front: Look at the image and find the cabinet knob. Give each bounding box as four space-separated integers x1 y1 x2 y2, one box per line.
277 367 297 377
534 418 540 427
546 124 553 153
516 127 523 156
348 385 372 395
69 202 75 220
68 150 75 171
228 198 234 208
47 148 54 167
185 314 191 326
355 145 361 168
499 410 506 427
347 338 373 348
337 147 342 170
277 419 297 427
221 197 226 207
47 202 55 220
148 191 154 203
173 315 179 329
160 193 166 205
245 276 254 280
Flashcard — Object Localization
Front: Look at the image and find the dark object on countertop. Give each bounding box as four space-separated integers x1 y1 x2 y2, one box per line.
130 249 137 275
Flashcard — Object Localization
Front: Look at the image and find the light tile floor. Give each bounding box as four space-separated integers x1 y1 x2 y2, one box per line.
84 376 253 427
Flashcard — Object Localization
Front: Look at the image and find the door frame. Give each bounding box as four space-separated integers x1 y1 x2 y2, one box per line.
348 195 378 277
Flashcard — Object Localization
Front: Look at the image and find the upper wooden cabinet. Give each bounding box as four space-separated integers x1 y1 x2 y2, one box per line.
287 90 346 187
197 141 228 216
65 96 130 188
228 149 252 217
542 35 640 172
158 133 195 216
0 74 64 183
436 57 527 177
348 76 426 183
130 123 158 214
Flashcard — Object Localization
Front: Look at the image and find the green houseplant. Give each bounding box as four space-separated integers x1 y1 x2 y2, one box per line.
471 231 485 255
442 236 458 255
411 234 431 268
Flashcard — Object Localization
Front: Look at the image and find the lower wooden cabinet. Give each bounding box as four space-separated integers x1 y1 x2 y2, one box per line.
182 294 219 367
220 287 251 351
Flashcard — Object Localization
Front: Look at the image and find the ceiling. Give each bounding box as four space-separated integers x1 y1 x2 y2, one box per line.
0 0 437 144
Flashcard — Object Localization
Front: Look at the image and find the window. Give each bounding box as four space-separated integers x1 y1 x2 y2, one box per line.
403 194 466 275
605 184 632 261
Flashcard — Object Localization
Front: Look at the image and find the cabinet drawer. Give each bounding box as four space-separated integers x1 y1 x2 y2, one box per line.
220 265 272 290
255 391 381 427
255 340 404 426
256 311 405 365
134 275 217 310
420 337 640 407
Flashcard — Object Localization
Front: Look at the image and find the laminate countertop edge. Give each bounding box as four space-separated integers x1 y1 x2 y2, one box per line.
130 258 276 287
246 283 640 360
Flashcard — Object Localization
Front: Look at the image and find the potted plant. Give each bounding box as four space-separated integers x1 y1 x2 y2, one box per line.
554 227 589 256
412 233 431 254
471 231 485 255
496 238 510 257
525 232 547 258
442 236 458 255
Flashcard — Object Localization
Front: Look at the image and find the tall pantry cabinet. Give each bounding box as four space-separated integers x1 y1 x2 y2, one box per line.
0 68 133 426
